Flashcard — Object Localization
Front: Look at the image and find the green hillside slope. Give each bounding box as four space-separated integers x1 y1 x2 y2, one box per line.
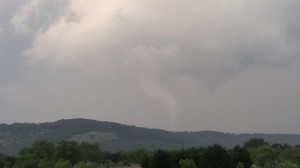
0 118 300 155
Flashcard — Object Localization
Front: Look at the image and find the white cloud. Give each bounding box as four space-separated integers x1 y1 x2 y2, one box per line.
24 0 300 74
24 1 129 64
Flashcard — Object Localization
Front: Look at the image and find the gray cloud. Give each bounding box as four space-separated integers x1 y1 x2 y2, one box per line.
1 0 300 133
11 0 68 34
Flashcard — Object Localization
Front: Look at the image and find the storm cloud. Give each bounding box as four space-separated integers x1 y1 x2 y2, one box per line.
1 0 300 133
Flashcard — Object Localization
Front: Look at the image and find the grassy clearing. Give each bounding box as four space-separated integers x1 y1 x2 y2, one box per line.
69 132 119 143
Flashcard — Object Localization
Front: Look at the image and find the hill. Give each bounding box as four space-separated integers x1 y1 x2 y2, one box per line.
0 118 300 155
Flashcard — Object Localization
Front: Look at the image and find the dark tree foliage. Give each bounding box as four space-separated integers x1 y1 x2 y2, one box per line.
0 153 15 168
121 148 148 163
151 149 175 168
174 149 192 168
23 140 55 160
78 142 102 162
104 151 123 163
280 146 300 166
230 146 252 168
179 159 197 168
13 140 104 167
271 143 290 151
14 140 55 168
13 153 40 168
244 138 268 148
255 146 279 168
189 147 205 167
173 147 204 168
202 144 232 168
54 159 72 168
37 159 54 168
54 140 81 164
141 154 151 168
8 138 300 167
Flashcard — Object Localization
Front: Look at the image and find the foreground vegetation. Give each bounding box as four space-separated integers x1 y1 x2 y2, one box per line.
0 138 299 168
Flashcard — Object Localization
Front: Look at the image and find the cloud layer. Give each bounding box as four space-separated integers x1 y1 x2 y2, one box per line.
1 0 300 133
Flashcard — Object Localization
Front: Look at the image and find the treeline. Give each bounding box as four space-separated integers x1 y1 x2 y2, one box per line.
0 138 300 168
140 138 300 168
0 140 150 168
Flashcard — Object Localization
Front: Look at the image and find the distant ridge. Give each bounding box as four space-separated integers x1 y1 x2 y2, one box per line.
1 118 300 155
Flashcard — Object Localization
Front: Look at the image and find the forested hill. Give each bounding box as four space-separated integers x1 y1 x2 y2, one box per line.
1 118 300 155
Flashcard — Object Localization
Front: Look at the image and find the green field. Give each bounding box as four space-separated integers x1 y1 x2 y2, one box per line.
69 131 119 143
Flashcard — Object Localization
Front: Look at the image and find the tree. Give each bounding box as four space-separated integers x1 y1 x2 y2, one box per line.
0 154 14 168
73 161 100 168
236 162 245 168
54 141 80 165
179 159 197 168
13 140 55 168
174 148 204 168
0 154 5 168
37 159 54 168
78 142 102 162
54 160 71 168
190 147 205 167
27 140 55 160
107 151 122 163
122 148 148 163
12 153 39 168
202 144 232 168
279 147 300 166
244 138 268 148
174 149 192 168
254 146 279 168
231 146 252 168
151 149 174 168
1 155 15 168
140 154 151 168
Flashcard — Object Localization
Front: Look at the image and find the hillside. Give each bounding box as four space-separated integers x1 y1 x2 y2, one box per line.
0 118 300 155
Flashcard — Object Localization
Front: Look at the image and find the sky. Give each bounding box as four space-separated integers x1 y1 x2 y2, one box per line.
1 0 300 133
